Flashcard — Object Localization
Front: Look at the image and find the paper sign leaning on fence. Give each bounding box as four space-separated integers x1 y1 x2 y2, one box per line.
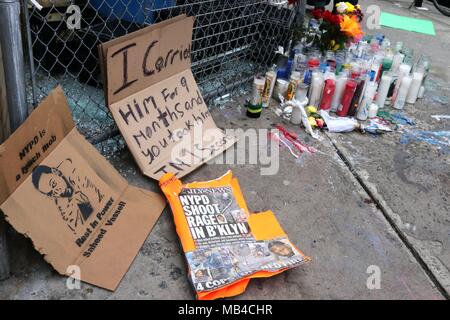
99 15 237 180
0 87 166 291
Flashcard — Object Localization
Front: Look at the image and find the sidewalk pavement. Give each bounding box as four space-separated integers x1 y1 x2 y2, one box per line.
0 0 448 299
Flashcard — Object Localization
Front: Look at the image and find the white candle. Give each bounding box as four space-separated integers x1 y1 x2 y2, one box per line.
368 103 379 118
331 74 348 112
391 64 411 103
357 82 378 121
393 75 413 110
376 72 392 108
406 71 424 104
418 85 425 99
308 72 324 107
391 53 405 75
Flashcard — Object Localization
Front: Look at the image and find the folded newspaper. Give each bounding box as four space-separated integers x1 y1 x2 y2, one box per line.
159 171 310 300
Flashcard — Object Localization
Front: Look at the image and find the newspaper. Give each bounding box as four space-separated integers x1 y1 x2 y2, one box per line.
160 171 310 299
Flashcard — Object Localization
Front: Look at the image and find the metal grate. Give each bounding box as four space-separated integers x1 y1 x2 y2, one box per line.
25 0 301 154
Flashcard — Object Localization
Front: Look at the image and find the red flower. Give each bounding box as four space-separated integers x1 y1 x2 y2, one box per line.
322 10 342 25
312 8 325 19
288 0 299 5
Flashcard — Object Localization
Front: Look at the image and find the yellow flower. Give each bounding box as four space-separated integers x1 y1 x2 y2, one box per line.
345 2 355 12
333 44 341 51
306 106 317 114
308 116 317 127
340 15 364 38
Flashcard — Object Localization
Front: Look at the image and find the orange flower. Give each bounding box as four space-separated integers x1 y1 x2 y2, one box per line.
340 15 364 39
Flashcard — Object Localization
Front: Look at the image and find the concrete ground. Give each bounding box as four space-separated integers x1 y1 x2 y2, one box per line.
0 0 449 299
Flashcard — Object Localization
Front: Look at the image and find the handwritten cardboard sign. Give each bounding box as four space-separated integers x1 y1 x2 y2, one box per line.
0 87 166 291
99 15 237 180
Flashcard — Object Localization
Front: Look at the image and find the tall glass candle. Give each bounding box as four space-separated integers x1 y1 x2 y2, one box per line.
308 72 324 107
393 75 413 110
357 82 378 121
336 79 357 117
376 72 393 108
406 71 424 104
320 77 336 110
331 74 348 112
348 77 365 116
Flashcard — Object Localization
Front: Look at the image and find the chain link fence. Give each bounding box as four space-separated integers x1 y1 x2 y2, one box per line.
25 0 303 155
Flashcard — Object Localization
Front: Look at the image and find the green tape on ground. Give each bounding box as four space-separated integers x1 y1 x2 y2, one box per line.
380 11 436 36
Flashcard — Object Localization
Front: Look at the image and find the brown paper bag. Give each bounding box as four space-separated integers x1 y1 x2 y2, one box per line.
0 86 166 291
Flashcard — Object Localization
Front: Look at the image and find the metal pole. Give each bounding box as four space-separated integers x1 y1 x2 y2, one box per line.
0 0 28 131
0 219 9 280
22 0 37 107
0 0 29 280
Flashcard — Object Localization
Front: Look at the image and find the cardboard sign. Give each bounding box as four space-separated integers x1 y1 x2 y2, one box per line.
0 87 166 291
99 15 237 180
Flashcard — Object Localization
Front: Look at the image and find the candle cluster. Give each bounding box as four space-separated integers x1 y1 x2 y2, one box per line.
266 34 429 124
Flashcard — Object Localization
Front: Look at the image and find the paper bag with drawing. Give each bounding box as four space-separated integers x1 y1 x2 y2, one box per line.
99 15 237 180
0 86 166 291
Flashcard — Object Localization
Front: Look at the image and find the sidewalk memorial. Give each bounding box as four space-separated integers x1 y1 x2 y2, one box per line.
99 15 237 180
0 87 166 290
159 171 310 300
267 2 432 138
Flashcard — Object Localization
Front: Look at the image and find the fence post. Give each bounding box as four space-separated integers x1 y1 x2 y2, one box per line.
0 0 29 280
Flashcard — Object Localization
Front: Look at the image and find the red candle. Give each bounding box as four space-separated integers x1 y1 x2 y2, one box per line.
319 78 335 110
336 79 357 117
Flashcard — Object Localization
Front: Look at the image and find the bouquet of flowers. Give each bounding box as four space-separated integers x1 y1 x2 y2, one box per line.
292 1 364 52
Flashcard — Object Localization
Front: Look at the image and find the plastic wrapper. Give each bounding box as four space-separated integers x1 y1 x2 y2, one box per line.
159 171 310 300
320 110 359 133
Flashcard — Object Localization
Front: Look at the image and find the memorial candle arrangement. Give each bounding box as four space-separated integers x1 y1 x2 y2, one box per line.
258 28 430 125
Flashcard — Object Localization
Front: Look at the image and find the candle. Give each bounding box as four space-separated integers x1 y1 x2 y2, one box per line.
262 68 277 108
331 74 348 112
295 83 309 101
376 72 392 108
406 71 424 104
348 77 365 116
336 79 357 117
308 72 324 107
391 53 405 75
251 76 265 106
286 72 301 101
391 64 411 103
320 76 336 110
418 85 425 99
273 79 289 101
393 75 413 110
357 82 378 121
368 103 379 119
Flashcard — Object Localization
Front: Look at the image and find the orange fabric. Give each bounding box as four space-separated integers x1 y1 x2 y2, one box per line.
159 171 310 300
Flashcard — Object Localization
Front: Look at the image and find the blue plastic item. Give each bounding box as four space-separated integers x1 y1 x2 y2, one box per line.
89 0 175 24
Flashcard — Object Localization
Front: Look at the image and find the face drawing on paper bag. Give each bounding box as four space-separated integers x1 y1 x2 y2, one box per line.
32 159 105 235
